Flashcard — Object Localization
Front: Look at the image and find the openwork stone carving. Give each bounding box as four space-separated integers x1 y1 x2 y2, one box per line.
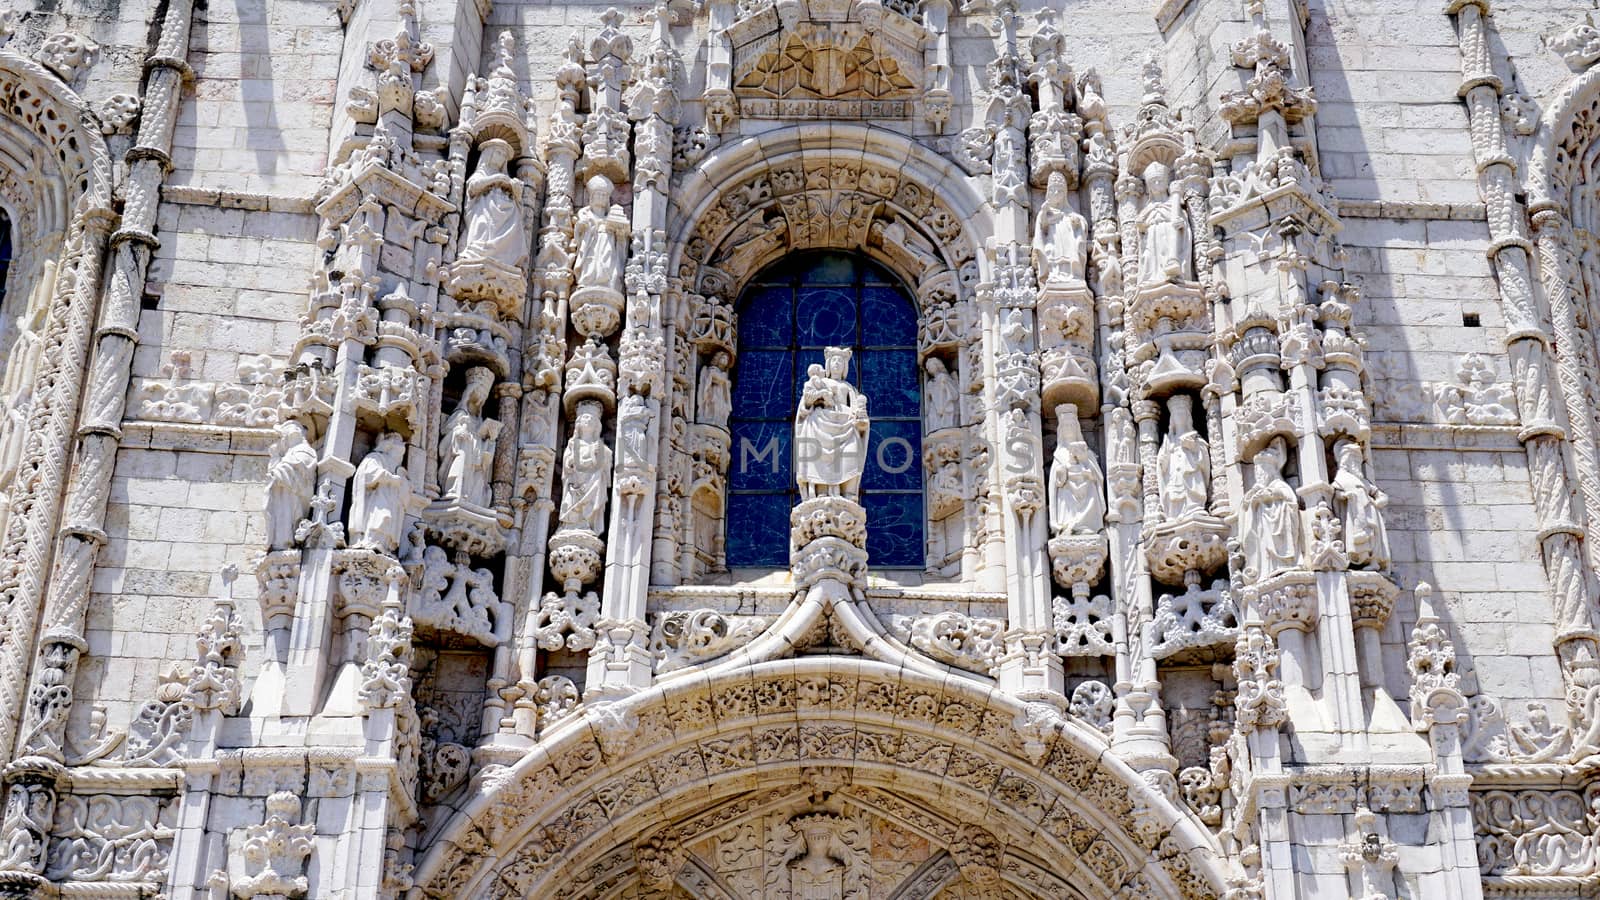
1149 579 1238 660
412 545 503 647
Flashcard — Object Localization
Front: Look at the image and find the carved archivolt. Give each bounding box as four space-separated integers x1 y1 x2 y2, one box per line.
408 659 1226 898
0 50 115 758
669 125 986 305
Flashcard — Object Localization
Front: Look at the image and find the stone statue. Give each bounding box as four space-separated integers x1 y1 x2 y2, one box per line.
559 401 613 533
265 420 318 550
1048 404 1105 536
438 367 502 509
573 174 629 301
1137 161 1192 285
349 432 408 554
618 393 650 468
457 139 526 271
794 347 869 501
696 352 732 430
1156 394 1209 521
1332 439 1390 570
1033 170 1088 287
925 357 958 433
1242 437 1301 579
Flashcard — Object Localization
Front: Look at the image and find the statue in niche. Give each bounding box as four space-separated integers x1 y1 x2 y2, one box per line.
1332 439 1390 570
1241 437 1301 579
265 420 318 550
349 432 408 554
1156 394 1209 521
618 393 650 468
1033 170 1088 288
696 352 732 430
1048 404 1105 537
573 174 629 301
1136 161 1192 286
457 139 526 271
924 357 958 433
438 367 502 509
559 401 613 533
794 347 869 502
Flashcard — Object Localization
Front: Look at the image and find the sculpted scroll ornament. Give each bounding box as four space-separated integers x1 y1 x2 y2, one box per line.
44 795 175 883
37 32 97 84
1233 619 1286 729
648 609 768 673
887 612 1002 676
532 590 600 652
413 545 501 647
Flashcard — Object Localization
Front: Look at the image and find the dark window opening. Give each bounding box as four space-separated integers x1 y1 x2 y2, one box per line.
725 251 925 568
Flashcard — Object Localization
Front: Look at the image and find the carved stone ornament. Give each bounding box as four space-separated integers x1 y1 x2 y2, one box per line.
37 32 97 83
644 608 763 673
887 611 1003 676
1553 13 1600 72
232 792 314 899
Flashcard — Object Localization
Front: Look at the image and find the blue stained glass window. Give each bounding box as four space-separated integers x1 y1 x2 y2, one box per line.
726 252 925 568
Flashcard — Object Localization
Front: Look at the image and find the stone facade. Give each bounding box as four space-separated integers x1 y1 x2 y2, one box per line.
0 0 1594 896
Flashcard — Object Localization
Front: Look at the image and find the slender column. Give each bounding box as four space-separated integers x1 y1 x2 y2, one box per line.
590 1 678 699
1449 0 1600 728
977 0 1057 701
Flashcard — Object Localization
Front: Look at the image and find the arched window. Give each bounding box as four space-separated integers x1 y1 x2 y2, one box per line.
725 251 924 568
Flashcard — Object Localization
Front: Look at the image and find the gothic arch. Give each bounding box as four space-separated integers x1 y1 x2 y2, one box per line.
408 659 1228 898
669 124 989 311
1526 67 1600 591
0 48 117 757
665 125 993 581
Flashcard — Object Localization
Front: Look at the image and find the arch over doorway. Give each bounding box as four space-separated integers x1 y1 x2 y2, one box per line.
408 659 1228 898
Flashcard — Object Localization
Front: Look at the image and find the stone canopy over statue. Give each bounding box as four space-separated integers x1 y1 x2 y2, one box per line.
794 347 869 502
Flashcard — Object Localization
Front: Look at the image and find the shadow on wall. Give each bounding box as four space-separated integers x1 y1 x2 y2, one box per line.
1303 0 1490 717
